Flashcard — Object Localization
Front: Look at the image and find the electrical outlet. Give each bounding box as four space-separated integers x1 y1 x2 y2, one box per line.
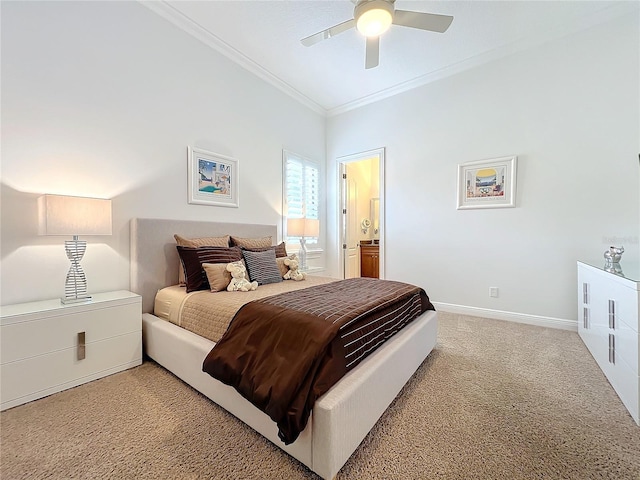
489 287 499 298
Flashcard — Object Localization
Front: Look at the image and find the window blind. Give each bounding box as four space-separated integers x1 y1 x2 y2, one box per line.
284 152 320 245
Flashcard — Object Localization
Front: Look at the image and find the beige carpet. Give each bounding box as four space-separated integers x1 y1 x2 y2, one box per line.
2 312 639 479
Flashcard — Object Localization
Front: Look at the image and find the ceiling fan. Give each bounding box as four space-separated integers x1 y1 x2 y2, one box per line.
300 0 453 69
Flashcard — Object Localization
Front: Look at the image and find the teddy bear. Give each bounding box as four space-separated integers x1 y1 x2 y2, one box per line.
226 261 258 292
283 255 306 281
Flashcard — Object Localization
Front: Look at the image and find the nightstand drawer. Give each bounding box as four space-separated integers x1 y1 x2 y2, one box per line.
1 331 141 410
1 302 141 364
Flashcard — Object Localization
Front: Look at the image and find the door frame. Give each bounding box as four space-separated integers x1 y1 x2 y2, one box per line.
337 147 385 279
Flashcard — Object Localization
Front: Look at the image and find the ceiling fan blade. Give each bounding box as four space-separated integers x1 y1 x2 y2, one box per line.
301 19 356 47
365 36 379 69
393 10 453 33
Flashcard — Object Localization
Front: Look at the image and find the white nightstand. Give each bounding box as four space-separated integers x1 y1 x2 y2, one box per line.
1 290 142 411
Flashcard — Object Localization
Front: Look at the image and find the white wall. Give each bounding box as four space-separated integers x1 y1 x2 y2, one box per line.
0 1 325 305
326 14 640 324
2 2 637 326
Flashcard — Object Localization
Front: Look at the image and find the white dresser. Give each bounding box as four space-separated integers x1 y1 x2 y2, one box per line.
1 290 142 411
577 260 639 425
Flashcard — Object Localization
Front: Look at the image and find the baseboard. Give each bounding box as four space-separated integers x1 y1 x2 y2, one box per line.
433 302 577 331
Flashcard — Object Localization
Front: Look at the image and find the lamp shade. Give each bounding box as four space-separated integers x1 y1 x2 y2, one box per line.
287 218 319 237
38 194 112 236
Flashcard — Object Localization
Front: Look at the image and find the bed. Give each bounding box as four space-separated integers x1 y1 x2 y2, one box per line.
130 218 438 479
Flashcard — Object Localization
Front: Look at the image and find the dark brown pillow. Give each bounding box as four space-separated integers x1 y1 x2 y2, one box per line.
274 242 288 258
177 246 242 292
242 242 288 258
174 234 231 285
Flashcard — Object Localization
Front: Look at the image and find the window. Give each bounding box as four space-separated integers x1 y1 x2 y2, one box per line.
283 150 321 248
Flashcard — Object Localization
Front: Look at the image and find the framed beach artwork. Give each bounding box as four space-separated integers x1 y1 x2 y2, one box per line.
188 147 238 207
457 156 517 210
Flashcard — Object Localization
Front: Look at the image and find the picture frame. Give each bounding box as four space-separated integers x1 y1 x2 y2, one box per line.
457 155 517 210
188 146 238 208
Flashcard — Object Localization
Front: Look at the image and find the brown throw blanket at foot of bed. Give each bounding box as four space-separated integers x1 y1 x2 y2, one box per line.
202 277 435 444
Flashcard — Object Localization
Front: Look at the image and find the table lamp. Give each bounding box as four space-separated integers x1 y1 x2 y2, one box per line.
287 217 319 271
38 194 112 304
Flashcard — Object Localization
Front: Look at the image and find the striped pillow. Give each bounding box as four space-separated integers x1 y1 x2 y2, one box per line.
174 234 231 285
243 242 288 258
177 246 243 292
242 249 283 285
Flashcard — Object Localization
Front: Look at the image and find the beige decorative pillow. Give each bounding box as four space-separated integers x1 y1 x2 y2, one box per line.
174 234 230 247
276 257 289 278
175 234 230 285
230 235 272 249
202 262 233 292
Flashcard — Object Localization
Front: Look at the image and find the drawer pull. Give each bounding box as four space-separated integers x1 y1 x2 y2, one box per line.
77 331 86 361
608 299 616 329
608 334 615 364
583 307 589 329
583 283 589 304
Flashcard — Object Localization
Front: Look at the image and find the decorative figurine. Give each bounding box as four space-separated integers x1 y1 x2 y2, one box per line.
604 262 624 275
604 246 624 265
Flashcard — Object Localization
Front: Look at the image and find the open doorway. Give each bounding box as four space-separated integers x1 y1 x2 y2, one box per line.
338 148 385 280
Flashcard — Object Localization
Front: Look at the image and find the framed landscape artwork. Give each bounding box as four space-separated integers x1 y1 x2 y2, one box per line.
188 146 238 208
457 156 517 210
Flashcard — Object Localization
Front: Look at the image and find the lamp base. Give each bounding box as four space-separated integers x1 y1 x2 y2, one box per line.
63 237 90 305
61 295 92 305
298 238 308 271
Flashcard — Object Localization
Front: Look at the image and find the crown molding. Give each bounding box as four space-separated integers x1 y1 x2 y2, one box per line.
327 1 639 116
139 0 327 116
140 1 637 119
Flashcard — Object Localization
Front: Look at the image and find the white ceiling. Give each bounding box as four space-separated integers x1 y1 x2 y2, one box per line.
142 0 637 116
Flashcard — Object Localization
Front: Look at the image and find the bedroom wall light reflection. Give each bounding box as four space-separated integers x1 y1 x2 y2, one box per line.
287 218 319 271
38 194 112 304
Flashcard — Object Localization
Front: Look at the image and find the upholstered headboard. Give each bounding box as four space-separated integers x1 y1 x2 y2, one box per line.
130 218 277 313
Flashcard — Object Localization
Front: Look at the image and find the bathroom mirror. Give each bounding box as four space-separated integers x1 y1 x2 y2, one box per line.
370 197 379 238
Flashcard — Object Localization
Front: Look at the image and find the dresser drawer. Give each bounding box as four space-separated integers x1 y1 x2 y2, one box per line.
603 353 639 424
615 325 640 374
608 283 639 332
581 323 610 372
1 331 141 410
1 302 140 364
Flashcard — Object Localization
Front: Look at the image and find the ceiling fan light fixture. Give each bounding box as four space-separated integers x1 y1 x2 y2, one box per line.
355 0 394 37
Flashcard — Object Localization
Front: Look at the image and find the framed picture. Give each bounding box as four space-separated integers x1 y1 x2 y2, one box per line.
188 146 238 208
457 155 517 210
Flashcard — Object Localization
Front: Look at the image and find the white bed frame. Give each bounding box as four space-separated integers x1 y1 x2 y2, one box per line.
130 218 437 480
